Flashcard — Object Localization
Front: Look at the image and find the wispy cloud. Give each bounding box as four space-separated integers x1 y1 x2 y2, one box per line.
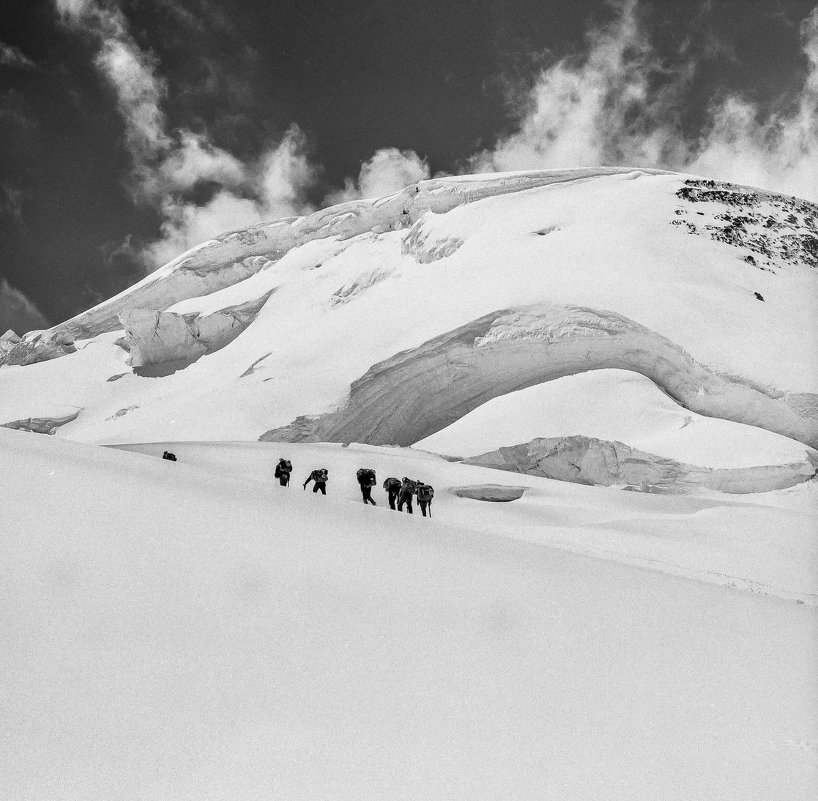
474 0 818 202
0 181 26 229
0 279 49 335
326 148 431 204
53 0 320 267
0 42 36 70
686 7 818 201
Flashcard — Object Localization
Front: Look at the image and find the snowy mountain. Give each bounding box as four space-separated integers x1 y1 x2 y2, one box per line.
2 168 817 799
1 168 816 489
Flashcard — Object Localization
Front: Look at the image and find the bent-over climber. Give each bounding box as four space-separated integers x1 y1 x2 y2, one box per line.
274 457 292 486
304 468 329 494
417 481 435 517
356 467 377 505
383 476 401 510
397 477 417 514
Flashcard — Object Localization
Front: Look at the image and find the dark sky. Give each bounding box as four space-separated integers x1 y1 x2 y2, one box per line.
1 0 816 331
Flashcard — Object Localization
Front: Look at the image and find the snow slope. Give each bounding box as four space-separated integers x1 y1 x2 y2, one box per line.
2 164 816 798
2 428 817 800
0 169 815 496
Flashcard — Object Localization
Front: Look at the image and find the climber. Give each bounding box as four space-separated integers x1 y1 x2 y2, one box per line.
383 476 401 510
274 457 292 486
397 476 417 514
417 481 435 517
356 467 377 505
162 451 177 462
303 468 329 494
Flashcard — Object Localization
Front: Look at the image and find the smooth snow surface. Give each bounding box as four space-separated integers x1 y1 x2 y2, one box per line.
2 429 817 801
416 369 811 467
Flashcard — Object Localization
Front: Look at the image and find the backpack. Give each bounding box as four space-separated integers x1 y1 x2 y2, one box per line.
357 468 376 486
279 459 292 473
417 484 434 502
400 478 417 494
315 468 328 482
383 477 401 492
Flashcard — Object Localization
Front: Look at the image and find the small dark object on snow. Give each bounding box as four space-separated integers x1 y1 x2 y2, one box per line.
162 451 177 461
754 291 765 301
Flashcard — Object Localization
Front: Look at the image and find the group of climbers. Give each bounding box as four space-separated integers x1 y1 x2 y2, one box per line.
274 457 434 516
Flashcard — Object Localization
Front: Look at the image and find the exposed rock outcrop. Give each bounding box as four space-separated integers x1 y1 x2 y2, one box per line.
260 302 818 450
463 435 817 494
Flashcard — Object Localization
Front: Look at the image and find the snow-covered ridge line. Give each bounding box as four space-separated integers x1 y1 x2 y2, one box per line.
2 168 668 359
260 302 818 451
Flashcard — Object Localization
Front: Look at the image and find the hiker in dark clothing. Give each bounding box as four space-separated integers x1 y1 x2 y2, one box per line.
383 477 401 510
397 477 417 514
162 450 177 461
274 457 292 486
356 468 377 505
303 468 328 494
417 482 435 517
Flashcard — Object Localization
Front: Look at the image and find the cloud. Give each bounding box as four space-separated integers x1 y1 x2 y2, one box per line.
0 279 49 335
144 126 318 267
474 0 818 202
326 148 430 204
686 7 818 201
0 42 36 70
54 1 320 268
0 182 25 228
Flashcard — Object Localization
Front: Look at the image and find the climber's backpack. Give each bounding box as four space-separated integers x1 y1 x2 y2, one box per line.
417 484 435 502
280 459 292 473
383 477 401 492
357 468 376 486
401 478 418 494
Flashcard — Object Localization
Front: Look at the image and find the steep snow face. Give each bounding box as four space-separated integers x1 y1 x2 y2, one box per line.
0 168 815 493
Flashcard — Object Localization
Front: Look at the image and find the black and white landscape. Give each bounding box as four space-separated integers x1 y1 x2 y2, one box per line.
1 2 817 800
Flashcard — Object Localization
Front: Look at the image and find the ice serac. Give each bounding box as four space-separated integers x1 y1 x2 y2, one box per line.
0 167 665 366
260 303 818 450
1 408 80 434
0 328 76 366
119 292 274 371
451 485 528 502
462 436 817 494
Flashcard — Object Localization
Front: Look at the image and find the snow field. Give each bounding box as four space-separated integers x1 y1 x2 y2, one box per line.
2 428 816 800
